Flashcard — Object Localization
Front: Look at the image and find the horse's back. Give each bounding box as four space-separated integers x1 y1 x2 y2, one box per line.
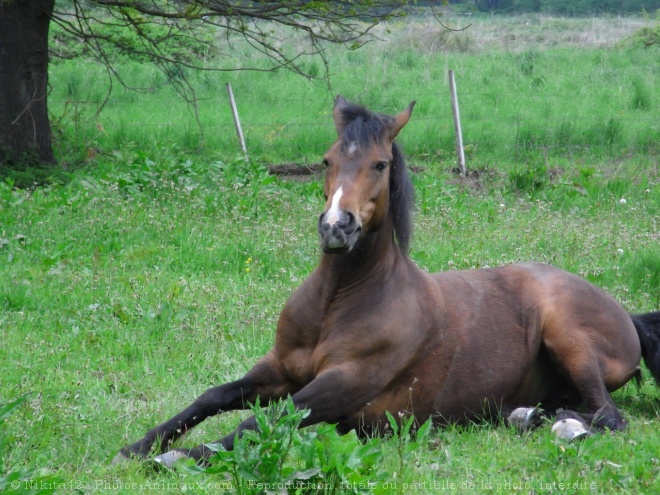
430 262 636 343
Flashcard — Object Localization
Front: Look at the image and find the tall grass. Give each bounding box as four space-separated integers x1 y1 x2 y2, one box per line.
47 14 659 169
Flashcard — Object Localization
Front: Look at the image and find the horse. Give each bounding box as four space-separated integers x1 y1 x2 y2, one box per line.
114 96 660 467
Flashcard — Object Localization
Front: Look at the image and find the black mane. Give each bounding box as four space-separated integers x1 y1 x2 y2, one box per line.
338 102 414 254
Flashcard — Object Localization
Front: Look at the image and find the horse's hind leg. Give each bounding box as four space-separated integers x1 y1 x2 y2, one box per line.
545 343 628 433
559 368 626 430
539 273 644 437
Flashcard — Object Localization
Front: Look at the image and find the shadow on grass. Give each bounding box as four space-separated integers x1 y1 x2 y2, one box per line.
0 157 83 188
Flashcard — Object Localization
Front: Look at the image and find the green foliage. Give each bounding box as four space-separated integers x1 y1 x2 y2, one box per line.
0 149 72 188
303 427 386 493
49 12 215 66
385 411 433 482
198 398 318 493
177 398 436 493
619 24 660 47
188 397 387 494
508 161 548 196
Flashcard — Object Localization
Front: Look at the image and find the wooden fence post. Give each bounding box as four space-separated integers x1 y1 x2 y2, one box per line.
448 70 466 176
226 82 248 161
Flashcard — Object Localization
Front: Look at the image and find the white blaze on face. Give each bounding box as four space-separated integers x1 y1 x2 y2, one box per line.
325 186 343 226
347 142 358 156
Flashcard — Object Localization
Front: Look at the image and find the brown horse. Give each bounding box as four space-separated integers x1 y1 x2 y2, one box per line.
114 96 660 467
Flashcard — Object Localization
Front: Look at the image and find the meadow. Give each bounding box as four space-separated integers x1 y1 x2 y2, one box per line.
1 12 660 495
46 14 659 167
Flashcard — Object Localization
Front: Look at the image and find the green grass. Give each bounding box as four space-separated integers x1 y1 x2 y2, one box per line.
49 43 660 166
1 145 659 494
45 14 660 169
2 12 660 495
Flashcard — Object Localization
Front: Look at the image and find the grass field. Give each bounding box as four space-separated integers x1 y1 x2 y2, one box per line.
46 14 659 168
2 12 660 495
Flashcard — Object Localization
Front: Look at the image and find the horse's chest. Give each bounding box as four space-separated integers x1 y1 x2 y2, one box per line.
276 314 362 386
278 347 318 386
275 316 328 387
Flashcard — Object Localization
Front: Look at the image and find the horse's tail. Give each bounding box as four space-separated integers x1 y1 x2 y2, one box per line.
631 310 660 386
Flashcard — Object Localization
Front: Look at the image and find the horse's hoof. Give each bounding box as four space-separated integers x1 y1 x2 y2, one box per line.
111 451 132 465
507 407 540 431
153 450 190 469
551 418 591 441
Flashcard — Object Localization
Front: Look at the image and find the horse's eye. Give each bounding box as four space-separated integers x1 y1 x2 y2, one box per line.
375 161 389 172
322 159 330 168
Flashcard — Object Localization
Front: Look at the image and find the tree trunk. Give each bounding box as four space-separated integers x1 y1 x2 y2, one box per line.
0 0 56 169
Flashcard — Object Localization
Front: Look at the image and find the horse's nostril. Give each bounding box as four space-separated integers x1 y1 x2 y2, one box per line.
345 212 356 230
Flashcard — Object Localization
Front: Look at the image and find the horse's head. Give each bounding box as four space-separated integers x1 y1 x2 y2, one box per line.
318 96 415 254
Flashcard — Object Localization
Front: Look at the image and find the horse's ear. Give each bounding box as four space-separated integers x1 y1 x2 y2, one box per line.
333 95 350 135
389 101 416 140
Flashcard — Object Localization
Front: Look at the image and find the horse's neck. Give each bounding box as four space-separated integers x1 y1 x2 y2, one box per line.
319 223 402 295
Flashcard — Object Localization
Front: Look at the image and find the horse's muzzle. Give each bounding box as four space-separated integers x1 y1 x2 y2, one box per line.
318 211 361 253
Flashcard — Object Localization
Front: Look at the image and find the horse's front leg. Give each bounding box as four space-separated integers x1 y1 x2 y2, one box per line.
168 364 379 466
113 354 293 462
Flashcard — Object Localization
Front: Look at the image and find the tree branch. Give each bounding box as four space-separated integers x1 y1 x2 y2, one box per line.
50 0 410 149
